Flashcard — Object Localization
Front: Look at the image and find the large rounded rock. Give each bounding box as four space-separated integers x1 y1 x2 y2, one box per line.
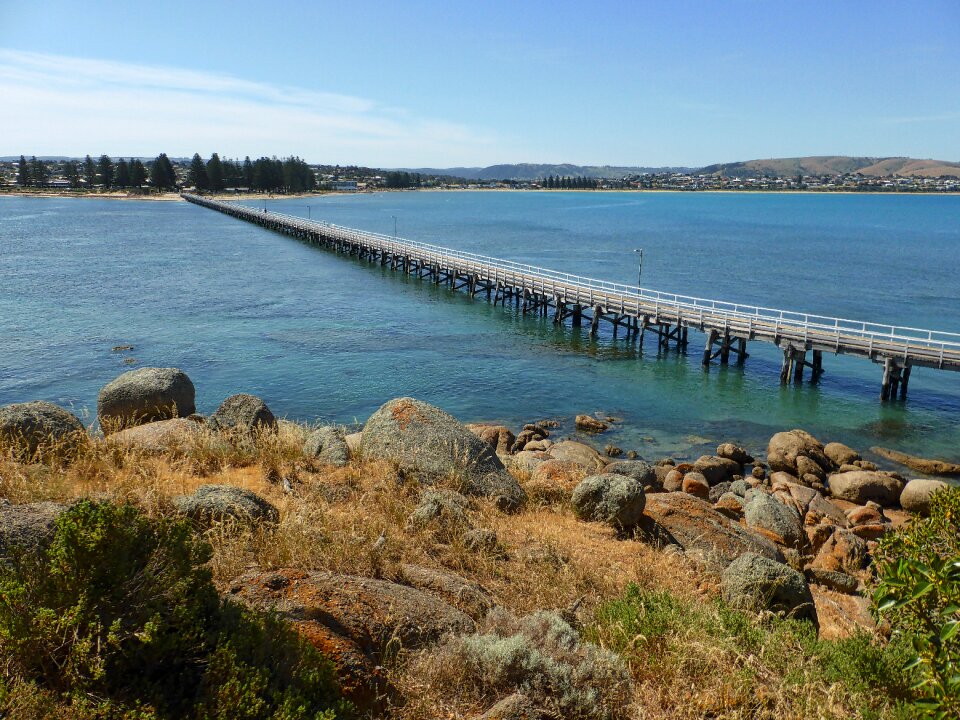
547 440 607 472
97 367 195 432
682 472 710 500
362 398 524 510
0 401 85 459
771 475 848 528
208 393 276 433
398 564 493 620
640 493 785 570
231 568 473 714
0 499 66 556
107 417 205 453
304 426 350 467
525 459 584 503
824 442 860 467
767 429 831 476
811 527 870 576
466 424 516 455
722 552 816 623
827 471 904 507
899 479 951 516
571 473 645 530
694 455 741 485
173 484 279 526
717 443 753 465
407 489 473 535
232 568 474 657
605 460 660 490
743 492 804 549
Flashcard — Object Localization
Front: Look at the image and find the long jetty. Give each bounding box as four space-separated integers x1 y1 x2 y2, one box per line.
183 194 960 400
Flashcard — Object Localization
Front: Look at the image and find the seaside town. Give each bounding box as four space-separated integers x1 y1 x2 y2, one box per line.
2 155 959 194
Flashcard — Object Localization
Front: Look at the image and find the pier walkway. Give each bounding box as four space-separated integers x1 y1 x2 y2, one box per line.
183 194 960 400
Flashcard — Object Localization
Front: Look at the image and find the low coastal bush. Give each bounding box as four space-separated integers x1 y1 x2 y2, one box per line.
874 486 960 718
0 500 349 720
418 607 632 719
587 583 913 718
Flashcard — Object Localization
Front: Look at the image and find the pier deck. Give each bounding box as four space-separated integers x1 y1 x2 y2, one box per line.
183 194 960 400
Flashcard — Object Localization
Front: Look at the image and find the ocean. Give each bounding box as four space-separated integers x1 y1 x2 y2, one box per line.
2 190 959 464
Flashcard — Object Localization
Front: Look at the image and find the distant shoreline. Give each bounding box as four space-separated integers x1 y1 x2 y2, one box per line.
2 187 958 202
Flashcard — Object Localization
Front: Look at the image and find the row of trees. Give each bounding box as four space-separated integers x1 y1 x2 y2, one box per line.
383 171 424 188
16 154 173 190
540 175 600 189
187 154 316 193
14 153 316 193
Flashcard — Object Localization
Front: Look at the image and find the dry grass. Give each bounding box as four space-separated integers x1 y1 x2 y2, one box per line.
0 429 909 719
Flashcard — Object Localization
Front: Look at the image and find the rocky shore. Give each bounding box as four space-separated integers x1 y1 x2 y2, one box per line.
1 365 957 719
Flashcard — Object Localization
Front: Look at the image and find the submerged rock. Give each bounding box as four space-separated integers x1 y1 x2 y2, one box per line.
575 414 609 433
871 446 960 476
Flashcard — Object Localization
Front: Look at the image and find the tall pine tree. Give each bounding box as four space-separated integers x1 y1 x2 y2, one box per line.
130 159 147 188
30 157 49 187
206 153 224 191
97 154 114 188
114 158 131 188
83 155 97 188
63 160 80 188
188 153 209 190
16 155 30 186
150 153 177 190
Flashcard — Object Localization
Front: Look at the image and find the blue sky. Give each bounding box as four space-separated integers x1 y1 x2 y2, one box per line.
1 0 958 167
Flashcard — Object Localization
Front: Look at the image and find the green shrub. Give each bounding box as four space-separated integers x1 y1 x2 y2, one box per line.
0 500 348 719
874 486 960 718
587 584 912 718
427 607 631 719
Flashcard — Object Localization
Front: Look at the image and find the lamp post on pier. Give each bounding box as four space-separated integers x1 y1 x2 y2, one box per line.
392 215 397 238
633 248 643 289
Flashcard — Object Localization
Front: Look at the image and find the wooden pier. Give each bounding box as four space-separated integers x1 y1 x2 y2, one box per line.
183 194 960 400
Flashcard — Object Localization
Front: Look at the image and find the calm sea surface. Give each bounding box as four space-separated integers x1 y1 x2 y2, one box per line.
2 191 959 464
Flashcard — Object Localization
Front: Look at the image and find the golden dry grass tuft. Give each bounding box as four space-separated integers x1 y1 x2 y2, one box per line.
0 428 911 719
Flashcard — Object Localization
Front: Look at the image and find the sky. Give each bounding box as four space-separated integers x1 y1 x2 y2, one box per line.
1 0 958 168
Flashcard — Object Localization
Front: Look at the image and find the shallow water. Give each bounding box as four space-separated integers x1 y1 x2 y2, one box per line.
2 191 959 465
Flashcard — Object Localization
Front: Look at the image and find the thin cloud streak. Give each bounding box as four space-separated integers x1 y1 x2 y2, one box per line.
0 49 503 165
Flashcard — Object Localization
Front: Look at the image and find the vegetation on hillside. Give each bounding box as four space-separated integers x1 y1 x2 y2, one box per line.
1 427 956 718
0 499 349 719
874 487 960 718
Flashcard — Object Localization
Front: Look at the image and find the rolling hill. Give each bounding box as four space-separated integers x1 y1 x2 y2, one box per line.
699 156 960 178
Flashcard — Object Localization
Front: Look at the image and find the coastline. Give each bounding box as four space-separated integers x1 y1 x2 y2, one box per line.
3 187 959 202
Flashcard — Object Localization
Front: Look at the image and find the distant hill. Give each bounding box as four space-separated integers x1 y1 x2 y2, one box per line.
699 156 960 178
397 163 692 181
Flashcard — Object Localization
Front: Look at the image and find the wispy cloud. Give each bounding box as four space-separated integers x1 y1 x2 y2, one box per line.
0 49 501 165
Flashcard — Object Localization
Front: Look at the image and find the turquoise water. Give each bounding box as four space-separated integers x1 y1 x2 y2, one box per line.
2 191 959 464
